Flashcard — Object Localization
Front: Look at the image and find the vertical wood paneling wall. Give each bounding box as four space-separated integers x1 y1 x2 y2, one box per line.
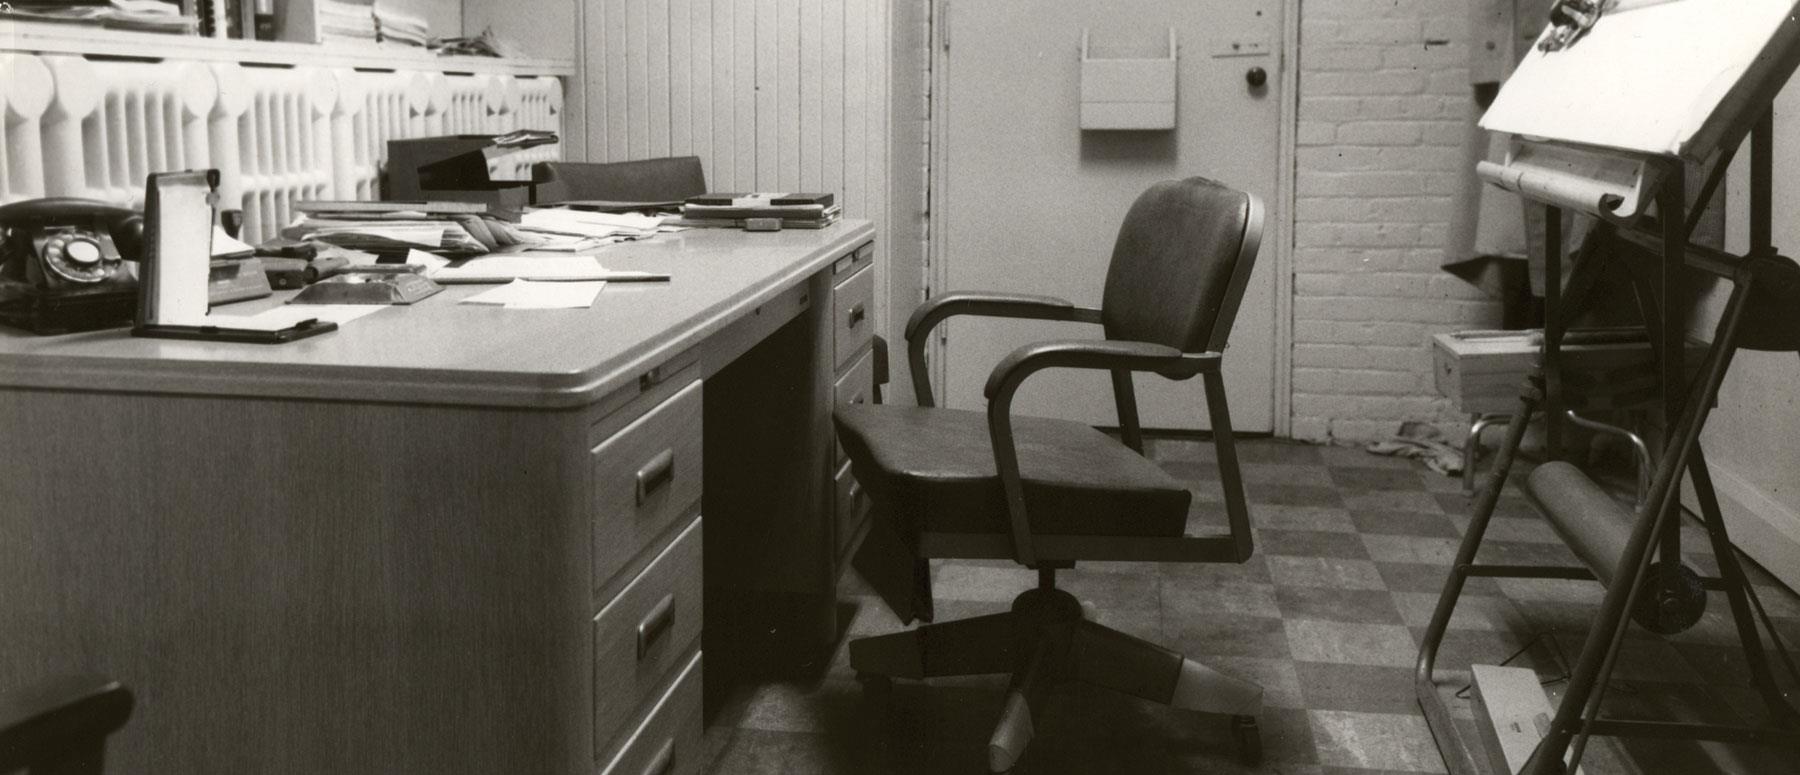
581 0 891 330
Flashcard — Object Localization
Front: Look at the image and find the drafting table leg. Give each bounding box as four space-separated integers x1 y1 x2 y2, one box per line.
1526 229 1756 774
1416 375 1543 775
1752 109 1772 255
1687 447 1800 725
1542 204 1564 461
1654 172 1690 632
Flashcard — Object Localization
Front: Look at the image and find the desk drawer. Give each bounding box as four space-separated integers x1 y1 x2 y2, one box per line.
600 651 704 775
595 518 703 758
834 460 868 555
832 349 874 466
832 264 875 368
592 380 704 592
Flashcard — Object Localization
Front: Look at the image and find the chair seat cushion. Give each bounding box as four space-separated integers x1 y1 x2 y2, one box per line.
833 404 1192 537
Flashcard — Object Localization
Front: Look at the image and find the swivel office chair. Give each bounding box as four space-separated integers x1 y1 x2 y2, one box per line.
0 677 134 774
834 176 1265 772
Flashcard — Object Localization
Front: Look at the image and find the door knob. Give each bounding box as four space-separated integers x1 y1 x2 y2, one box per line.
1245 67 1267 89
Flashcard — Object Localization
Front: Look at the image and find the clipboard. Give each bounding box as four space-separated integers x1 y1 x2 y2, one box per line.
133 170 336 344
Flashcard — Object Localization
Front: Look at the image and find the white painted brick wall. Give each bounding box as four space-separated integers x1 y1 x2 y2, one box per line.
1291 0 1504 443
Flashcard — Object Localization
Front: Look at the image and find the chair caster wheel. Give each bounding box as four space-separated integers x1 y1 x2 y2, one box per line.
1232 715 1261 766
857 673 893 700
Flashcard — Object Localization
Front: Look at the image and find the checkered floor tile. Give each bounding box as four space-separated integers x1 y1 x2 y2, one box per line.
704 439 1800 774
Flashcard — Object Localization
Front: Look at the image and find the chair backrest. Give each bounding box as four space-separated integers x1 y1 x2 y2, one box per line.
1100 176 1264 354
530 156 708 204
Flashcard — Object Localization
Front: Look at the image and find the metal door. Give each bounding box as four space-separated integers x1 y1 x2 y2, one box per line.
935 0 1284 431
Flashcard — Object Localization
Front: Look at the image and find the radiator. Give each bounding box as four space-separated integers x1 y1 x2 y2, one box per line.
0 52 563 243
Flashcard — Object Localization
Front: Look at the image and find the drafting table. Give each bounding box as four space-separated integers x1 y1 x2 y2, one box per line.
1418 2 1800 774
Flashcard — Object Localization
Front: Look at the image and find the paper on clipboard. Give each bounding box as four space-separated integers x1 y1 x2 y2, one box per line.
199 305 386 331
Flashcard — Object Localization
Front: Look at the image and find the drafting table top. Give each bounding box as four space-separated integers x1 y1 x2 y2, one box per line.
1481 0 1800 158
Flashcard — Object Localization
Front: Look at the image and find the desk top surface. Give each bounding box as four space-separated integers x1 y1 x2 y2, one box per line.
0 221 874 409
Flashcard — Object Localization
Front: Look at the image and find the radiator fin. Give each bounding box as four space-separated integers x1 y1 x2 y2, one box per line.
0 54 563 243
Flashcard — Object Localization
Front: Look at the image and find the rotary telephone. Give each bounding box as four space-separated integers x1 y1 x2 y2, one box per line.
0 197 145 333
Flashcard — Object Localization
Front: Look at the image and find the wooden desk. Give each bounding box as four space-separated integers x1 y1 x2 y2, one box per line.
0 222 877 774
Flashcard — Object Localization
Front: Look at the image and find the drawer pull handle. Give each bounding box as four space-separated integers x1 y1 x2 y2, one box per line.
638 366 665 392
641 738 676 775
636 594 676 659
846 303 866 329
849 482 862 502
635 450 676 505
851 392 867 406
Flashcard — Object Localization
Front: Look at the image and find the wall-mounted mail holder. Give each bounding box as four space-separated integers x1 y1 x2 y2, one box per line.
1080 28 1177 131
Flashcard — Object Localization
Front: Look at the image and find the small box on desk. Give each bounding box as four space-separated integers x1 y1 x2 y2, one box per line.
385 133 556 217
1432 328 1707 415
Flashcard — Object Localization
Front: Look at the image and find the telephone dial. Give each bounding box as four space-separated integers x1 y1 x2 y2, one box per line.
0 197 145 334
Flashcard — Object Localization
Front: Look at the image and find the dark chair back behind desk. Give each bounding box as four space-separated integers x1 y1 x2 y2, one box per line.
531 156 708 205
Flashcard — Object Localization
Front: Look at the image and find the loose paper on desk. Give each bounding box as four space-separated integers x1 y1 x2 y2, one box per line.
405 249 452 272
428 255 611 283
460 279 606 309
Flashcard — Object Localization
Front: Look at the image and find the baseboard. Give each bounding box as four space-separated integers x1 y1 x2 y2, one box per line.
1684 460 1800 593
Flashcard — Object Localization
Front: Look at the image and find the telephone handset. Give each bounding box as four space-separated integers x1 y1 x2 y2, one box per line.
0 197 146 333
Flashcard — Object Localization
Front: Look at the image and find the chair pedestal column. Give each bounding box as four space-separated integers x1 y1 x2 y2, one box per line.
848 584 1264 772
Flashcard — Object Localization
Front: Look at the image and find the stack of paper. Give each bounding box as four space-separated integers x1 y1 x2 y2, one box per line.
678 192 841 228
317 0 377 43
374 2 428 47
1 0 199 33
284 202 526 260
284 218 485 256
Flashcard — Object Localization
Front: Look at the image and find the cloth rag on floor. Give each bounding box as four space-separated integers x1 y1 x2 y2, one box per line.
1365 421 1465 477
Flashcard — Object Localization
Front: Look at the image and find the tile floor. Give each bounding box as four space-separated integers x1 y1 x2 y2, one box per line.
704 439 1800 774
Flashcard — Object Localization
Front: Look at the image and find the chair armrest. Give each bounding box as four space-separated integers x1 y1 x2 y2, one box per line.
903 292 1103 406
983 339 1220 401
981 340 1221 567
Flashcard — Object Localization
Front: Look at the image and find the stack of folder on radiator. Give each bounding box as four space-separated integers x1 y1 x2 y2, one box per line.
678 193 841 229
316 0 377 43
374 3 429 47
